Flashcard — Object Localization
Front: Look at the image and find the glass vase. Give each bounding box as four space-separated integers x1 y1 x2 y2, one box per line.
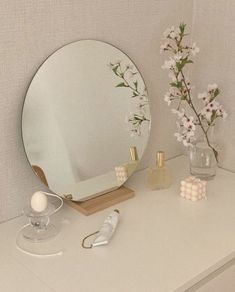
188 127 218 180
189 141 217 180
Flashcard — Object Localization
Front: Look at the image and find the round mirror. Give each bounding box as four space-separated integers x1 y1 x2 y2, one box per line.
22 40 151 201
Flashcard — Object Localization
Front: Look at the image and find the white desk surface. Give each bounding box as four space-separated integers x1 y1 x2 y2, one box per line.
0 156 235 292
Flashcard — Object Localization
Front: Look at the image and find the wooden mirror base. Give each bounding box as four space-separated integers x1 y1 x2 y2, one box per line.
64 186 135 216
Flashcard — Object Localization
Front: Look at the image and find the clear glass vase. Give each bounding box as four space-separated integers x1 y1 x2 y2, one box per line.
188 126 218 180
189 141 217 180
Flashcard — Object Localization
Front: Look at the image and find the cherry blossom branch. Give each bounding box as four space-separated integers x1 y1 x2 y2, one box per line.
161 23 227 162
180 71 219 162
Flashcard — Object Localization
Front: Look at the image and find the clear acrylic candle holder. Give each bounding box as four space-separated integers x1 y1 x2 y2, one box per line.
16 193 64 256
22 195 63 242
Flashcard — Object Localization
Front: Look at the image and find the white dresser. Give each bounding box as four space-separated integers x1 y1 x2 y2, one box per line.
0 156 234 292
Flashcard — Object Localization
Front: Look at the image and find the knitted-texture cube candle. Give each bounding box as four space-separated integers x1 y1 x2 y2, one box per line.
180 176 207 201
115 166 128 183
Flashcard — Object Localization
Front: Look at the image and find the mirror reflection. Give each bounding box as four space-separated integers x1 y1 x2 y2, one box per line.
22 40 151 201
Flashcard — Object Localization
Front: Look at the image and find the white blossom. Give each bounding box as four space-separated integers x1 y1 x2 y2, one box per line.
164 92 172 105
200 101 220 122
163 26 178 39
161 57 176 70
124 70 136 80
191 43 200 56
216 105 228 120
160 41 170 53
119 61 133 72
169 86 180 96
186 82 195 91
174 132 183 142
163 25 181 40
207 83 218 92
200 100 220 122
174 114 196 147
207 100 220 111
183 130 196 147
171 28 180 39
171 108 185 118
201 100 227 123
130 131 137 138
163 27 172 39
185 129 195 138
201 108 212 121
182 116 196 131
168 71 177 82
125 112 133 124
222 110 228 120
164 87 180 105
111 60 121 67
198 91 210 104
175 131 195 147
173 53 183 61
183 138 192 147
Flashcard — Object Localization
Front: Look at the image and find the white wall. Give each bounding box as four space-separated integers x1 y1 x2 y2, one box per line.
0 0 193 222
190 0 235 172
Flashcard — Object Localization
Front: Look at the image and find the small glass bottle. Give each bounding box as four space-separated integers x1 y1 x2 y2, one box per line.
147 151 171 190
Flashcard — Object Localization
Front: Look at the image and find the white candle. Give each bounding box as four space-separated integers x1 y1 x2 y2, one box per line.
179 176 207 202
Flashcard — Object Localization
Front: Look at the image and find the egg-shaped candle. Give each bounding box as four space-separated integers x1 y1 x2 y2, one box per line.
31 191 48 212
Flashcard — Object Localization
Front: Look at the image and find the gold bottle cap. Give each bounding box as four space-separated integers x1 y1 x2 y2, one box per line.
129 146 139 161
156 151 165 167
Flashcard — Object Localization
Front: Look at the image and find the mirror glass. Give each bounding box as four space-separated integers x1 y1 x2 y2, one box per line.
22 40 151 201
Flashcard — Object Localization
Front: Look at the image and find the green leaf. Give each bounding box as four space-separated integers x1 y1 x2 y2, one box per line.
185 59 193 64
112 66 119 75
134 80 138 90
170 81 182 88
211 110 217 122
176 57 193 72
214 88 220 97
170 82 177 87
132 91 138 97
176 81 183 88
116 82 128 87
176 61 185 71
179 23 186 34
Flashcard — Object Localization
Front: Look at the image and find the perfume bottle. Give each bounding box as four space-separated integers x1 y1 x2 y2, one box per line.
147 151 171 190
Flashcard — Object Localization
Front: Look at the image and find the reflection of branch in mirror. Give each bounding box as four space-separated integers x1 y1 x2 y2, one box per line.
108 61 150 137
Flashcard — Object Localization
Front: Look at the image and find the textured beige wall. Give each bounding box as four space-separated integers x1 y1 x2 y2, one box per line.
190 0 235 171
0 0 193 222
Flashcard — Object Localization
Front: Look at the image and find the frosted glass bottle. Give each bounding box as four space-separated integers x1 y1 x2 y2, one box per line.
147 151 171 190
